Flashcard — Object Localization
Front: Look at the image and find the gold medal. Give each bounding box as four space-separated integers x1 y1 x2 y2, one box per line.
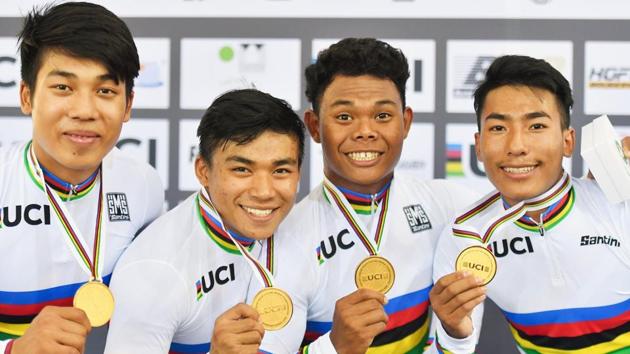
455 246 497 285
73 281 114 327
251 287 293 330
354 256 395 294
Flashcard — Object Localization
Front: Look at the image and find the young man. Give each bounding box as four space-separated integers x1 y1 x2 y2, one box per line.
0 2 163 354
432 55 630 353
104 89 307 354
260 38 483 354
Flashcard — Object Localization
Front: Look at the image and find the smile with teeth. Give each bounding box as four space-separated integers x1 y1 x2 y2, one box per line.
346 151 380 161
503 166 536 174
242 206 274 217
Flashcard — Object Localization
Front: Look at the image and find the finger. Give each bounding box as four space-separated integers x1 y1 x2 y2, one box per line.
59 317 91 337
60 307 92 331
448 293 486 320
339 297 387 319
219 317 264 335
239 344 264 354
363 318 389 337
222 303 260 321
431 272 466 295
351 306 389 328
54 330 86 351
233 329 265 345
441 285 486 315
342 288 387 306
436 274 484 305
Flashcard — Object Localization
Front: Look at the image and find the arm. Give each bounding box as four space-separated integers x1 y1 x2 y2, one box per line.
428 227 484 354
104 260 187 354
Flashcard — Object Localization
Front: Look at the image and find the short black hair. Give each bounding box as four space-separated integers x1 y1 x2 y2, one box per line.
305 38 410 113
18 2 139 98
197 89 305 167
473 55 573 130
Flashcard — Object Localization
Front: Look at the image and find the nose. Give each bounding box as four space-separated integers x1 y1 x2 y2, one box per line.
352 117 378 141
506 129 529 157
67 90 98 121
250 172 275 200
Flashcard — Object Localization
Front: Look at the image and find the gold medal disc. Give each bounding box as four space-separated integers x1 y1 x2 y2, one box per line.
251 287 293 330
73 281 114 327
354 256 395 294
455 246 497 285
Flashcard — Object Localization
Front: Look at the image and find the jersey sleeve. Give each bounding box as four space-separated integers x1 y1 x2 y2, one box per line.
430 225 483 353
104 260 189 354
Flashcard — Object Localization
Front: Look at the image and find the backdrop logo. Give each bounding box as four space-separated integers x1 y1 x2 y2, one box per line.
136 61 164 88
588 67 630 89
446 144 464 177
453 56 495 99
413 60 422 92
445 143 486 178
218 43 266 73
0 56 17 88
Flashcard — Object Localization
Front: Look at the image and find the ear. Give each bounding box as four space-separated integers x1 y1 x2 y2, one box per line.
194 155 210 188
474 131 483 162
304 109 321 143
562 127 576 157
402 107 413 139
123 90 134 123
20 81 32 115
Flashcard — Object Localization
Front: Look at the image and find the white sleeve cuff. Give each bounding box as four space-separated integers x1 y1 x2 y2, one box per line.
435 323 477 354
305 332 338 354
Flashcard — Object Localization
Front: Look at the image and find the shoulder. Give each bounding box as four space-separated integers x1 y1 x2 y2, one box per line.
103 147 163 189
116 194 197 267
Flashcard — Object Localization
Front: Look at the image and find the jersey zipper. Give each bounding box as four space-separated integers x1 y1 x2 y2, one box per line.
534 213 565 286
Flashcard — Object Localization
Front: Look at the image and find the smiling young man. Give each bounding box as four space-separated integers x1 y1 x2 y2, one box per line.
0 3 164 354
259 38 482 354
432 55 630 353
104 89 308 354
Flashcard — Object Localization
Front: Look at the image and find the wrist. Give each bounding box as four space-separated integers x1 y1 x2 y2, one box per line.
442 323 471 339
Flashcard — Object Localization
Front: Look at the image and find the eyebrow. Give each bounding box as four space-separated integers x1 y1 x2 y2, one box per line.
484 111 551 121
226 156 298 166
329 99 398 108
46 70 118 83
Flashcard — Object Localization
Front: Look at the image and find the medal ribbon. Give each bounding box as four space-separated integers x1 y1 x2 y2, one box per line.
26 142 106 280
198 189 275 288
453 171 573 244
322 177 390 256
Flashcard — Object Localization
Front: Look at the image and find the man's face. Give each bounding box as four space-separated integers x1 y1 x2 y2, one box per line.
195 131 301 240
20 50 132 183
306 75 412 194
475 85 575 206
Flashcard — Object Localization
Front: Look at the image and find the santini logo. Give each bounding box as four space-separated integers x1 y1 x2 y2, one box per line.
580 235 621 247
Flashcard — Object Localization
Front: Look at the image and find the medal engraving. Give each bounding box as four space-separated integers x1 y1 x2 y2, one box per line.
455 246 497 285
252 287 293 330
73 281 114 327
354 256 395 294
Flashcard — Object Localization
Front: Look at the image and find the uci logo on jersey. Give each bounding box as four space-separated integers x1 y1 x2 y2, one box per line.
489 236 534 258
0 204 51 228
195 263 236 301
316 229 355 265
107 193 130 222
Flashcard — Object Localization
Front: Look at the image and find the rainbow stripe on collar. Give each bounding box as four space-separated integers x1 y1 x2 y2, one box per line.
196 193 254 255
23 141 97 201
453 172 572 244
336 182 391 215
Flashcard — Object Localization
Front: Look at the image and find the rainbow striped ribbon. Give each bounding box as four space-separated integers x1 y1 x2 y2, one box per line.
198 189 275 288
453 171 573 244
27 142 105 280
322 177 391 256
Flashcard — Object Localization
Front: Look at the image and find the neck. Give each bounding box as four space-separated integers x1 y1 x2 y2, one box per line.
324 172 394 195
33 142 97 185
